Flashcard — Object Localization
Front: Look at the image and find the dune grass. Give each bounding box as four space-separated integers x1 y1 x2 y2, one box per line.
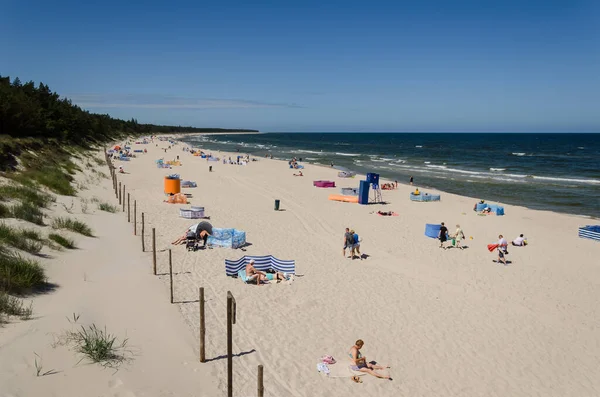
48 233 76 249
0 223 44 254
10 202 45 225
98 202 118 213
0 292 33 322
0 247 46 293
0 203 10 218
0 185 55 208
51 217 93 237
72 324 129 368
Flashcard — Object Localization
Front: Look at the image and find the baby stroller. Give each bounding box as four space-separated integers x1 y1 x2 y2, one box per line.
185 230 199 251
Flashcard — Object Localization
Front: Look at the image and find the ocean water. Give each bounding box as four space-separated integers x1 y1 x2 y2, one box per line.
180 133 600 218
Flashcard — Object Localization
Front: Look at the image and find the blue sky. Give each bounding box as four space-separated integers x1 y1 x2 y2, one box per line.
1 0 599 132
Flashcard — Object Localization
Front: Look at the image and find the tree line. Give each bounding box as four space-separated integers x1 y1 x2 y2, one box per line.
0 75 258 145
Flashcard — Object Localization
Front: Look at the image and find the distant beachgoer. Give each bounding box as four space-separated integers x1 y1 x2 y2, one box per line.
330 162 334 167
497 235 508 264
414 188 420 195
394 180 398 188
439 222 448 249
348 339 391 379
118 166 124 173
293 171 303 176
352 230 361 258
343 228 354 257
409 176 413 185
454 225 465 249
512 234 527 246
172 223 200 245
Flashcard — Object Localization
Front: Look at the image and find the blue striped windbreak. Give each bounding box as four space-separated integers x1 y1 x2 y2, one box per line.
225 256 296 276
579 225 600 242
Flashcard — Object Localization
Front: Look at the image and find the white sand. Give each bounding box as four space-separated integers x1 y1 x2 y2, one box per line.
2 137 599 397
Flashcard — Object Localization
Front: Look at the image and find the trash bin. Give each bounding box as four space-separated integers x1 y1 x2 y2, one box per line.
274 199 280 211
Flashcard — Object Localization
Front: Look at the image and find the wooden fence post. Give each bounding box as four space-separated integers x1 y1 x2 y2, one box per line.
227 291 237 397
118 182 122 204
127 193 130 222
141 213 145 251
134 200 137 235
258 365 264 397
122 185 126 212
169 249 173 303
152 228 156 275
199 287 205 363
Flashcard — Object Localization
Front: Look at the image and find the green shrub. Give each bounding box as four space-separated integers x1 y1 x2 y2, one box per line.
98 202 118 213
48 233 76 249
0 223 43 254
0 248 46 293
51 217 93 237
10 202 45 225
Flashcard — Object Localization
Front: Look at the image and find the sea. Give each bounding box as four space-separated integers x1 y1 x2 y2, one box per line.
179 133 600 218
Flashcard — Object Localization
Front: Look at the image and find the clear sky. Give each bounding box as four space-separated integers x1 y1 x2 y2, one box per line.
1 0 599 132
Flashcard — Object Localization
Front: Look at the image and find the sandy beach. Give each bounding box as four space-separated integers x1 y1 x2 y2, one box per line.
2 135 600 397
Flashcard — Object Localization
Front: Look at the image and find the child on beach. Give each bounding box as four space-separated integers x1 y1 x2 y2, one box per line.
351 230 361 259
343 228 354 257
453 225 465 249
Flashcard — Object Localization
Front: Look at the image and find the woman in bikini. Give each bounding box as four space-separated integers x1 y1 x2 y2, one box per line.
348 339 391 379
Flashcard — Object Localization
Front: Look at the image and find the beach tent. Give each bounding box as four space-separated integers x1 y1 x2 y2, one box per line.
207 228 246 248
410 193 441 202
314 180 336 188
225 255 295 276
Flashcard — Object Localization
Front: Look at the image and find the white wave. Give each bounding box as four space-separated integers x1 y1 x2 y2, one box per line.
395 159 406 163
335 152 361 156
298 150 326 155
531 176 600 185
415 145 423 148
490 168 506 172
512 152 526 156
371 159 386 162
424 161 431 164
578 147 585 149
305 157 318 160
380 158 394 161
426 165 447 169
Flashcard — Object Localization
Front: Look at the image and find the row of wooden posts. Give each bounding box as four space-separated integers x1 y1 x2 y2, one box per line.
104 149 264 397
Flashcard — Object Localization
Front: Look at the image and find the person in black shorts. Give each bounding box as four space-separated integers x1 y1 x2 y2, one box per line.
438 222 448 249
410 176 414 185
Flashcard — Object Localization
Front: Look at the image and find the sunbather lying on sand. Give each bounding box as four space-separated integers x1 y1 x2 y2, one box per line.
377 211 394 216
246 259 288 285
348 339 391 379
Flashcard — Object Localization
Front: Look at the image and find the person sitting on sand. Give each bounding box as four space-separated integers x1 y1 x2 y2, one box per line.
348 339 391 379
246 259 287 285
293 170 303 176
377 211 393 216
414 188 420 195
118 166 124 173
512 234 527 246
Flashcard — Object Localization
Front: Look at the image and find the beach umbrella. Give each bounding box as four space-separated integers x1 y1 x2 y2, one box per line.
196 221 213 237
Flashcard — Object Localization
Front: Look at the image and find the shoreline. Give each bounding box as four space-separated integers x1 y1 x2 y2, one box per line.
179 138 598 221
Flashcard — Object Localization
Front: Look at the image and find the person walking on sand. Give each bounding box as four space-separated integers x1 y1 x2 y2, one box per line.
409 176 414 185
439 222 448 249
453 224 465 249
497 235 508 265
351 230 361 259
343 228 354 258
348 339 391 379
